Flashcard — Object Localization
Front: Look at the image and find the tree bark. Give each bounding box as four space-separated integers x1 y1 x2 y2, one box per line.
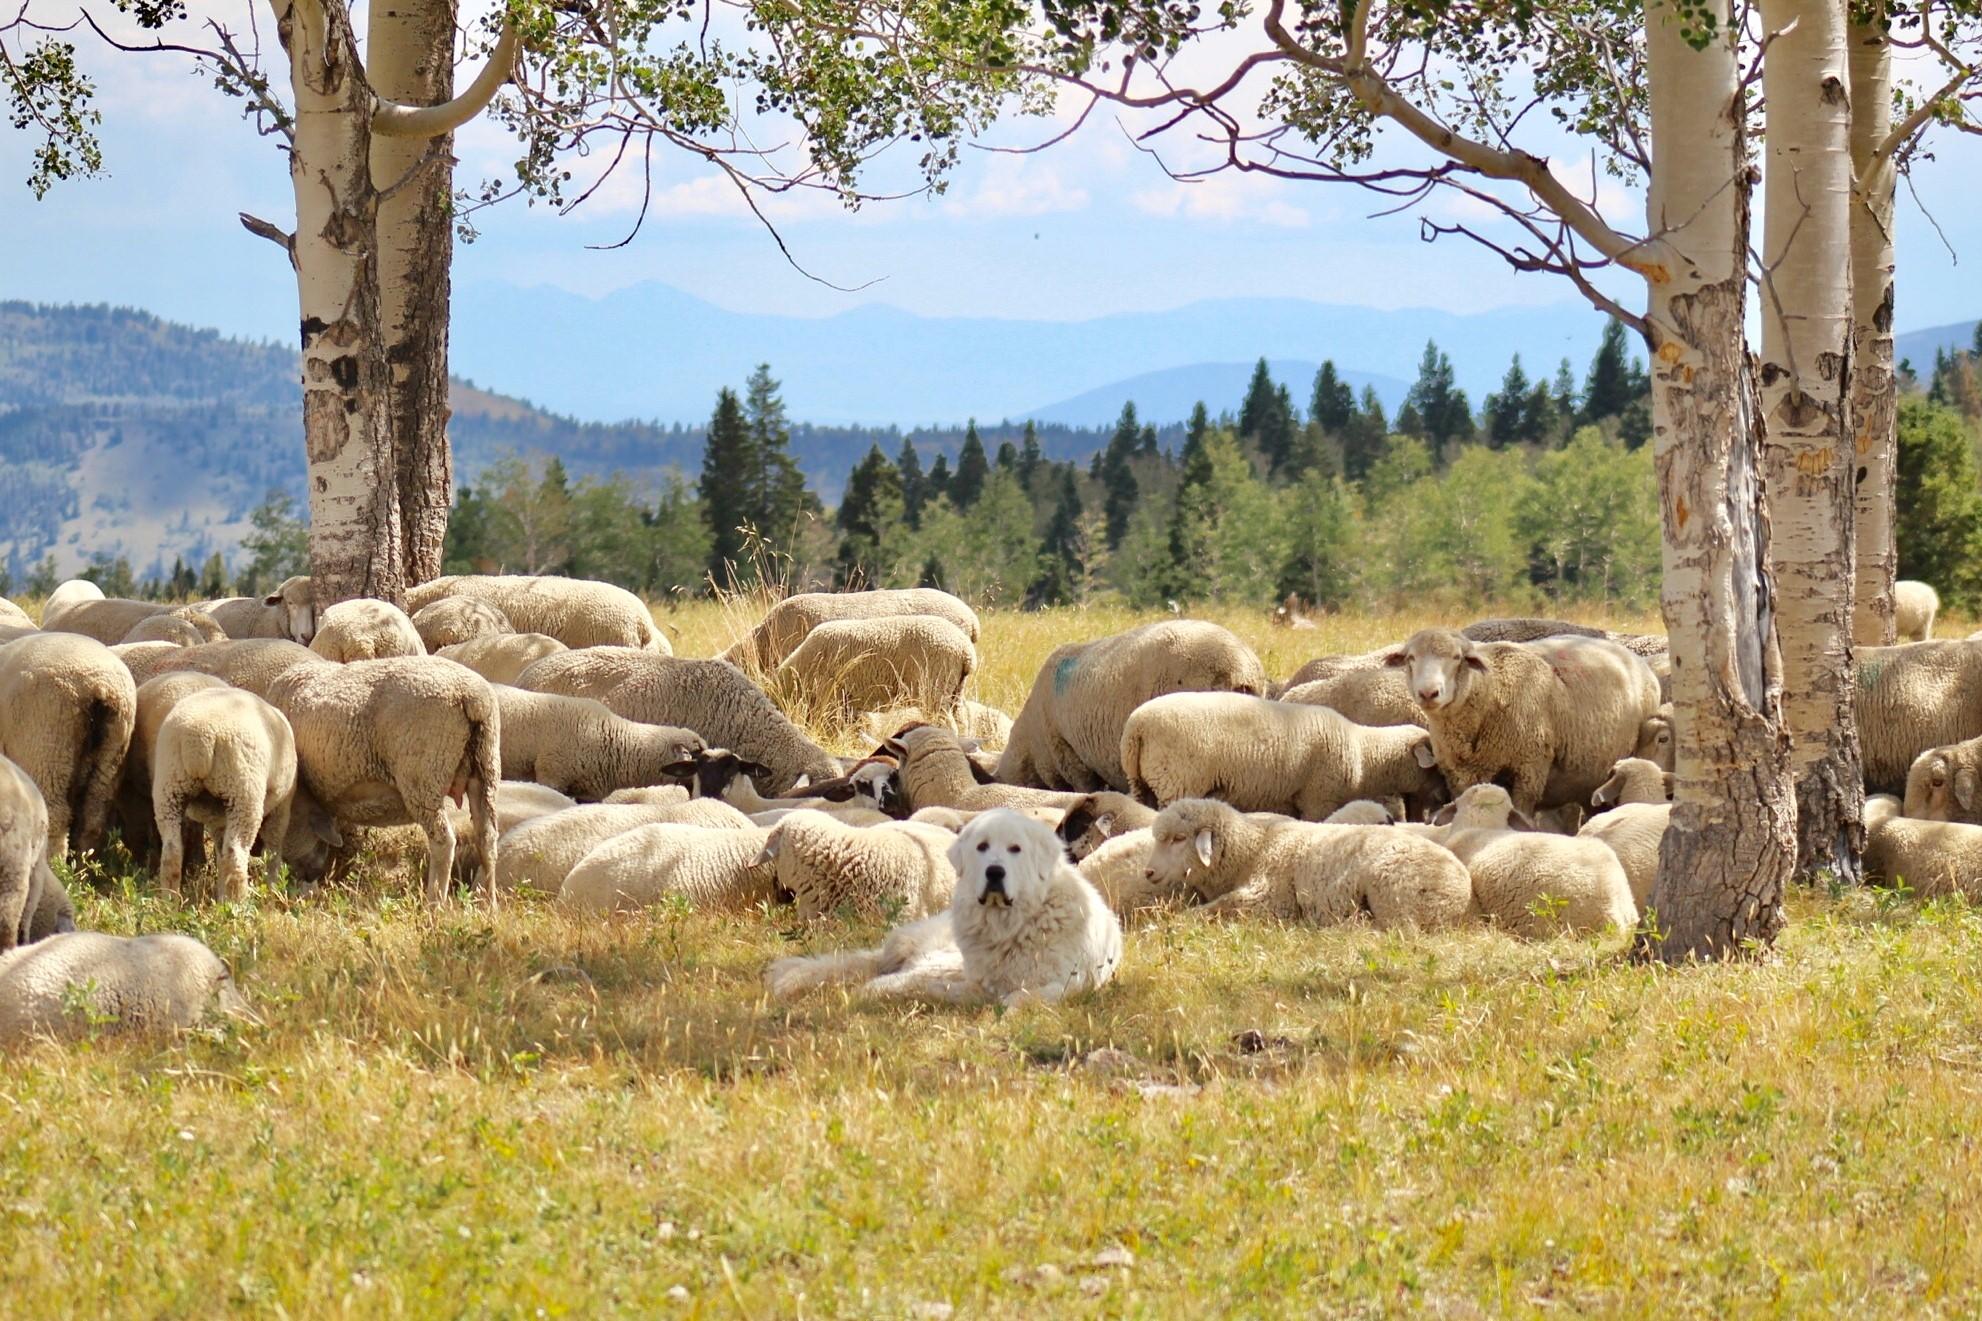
274 0 406 607
1639 0 1797 960
1848 4 1898 647
1758 0 1863 884
370 0 458 586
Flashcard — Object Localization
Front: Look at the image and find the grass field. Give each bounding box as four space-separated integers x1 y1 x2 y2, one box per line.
10 601 1982 1316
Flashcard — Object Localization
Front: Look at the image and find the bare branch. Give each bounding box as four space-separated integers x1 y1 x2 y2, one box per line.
239 211 296 268
373 23 516 138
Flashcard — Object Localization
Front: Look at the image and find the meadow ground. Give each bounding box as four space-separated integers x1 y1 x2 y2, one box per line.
9 601 1982 1317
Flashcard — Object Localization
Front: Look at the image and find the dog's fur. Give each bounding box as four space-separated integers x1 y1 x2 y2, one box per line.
764 809 1123 1007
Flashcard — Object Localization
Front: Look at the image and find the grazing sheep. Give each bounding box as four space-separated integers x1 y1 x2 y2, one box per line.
412 596 512 651
1580 759 1672 908
0 632 137 858
1144 798 1473 931
308 598 425 663
775 615 977 718
725 588 980 672
1857 641 1982 792
1383 629 1661 814
559 823 780 914
436 632 568 685
0 755 50 952
404 574 668 652
128 638 331 696
493 797 748 894
516 648 838 794
762 813 959 919
1437 824 1637 938
1120 692 1444 821
1279 668 1426 729
1057 791 1158 862
998 620 1268 792
42 579 104 619
889 725 1085 816
1634 706 1675 772
202 576 317 644
0 932 251 1043
1896 580 1940 642
1863 794 1982 896
265 657 500 903
45 598 217 646
766 810 1121 1007
492 686 703 802
0 597 32 629
118 672 231 859
1461 617 1606 644
151 688 298 901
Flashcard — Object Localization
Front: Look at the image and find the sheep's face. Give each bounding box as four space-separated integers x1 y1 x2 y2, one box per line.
1384 630 1486 712
1145 806 1225 896
262 576 316 645
1432 783 1528 830
1905 749 1977 820
948 810 1059 912
1633 713 1675 772
1058 795 1122 861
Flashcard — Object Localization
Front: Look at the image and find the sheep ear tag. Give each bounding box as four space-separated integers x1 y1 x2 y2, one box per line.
1193 830 1214 867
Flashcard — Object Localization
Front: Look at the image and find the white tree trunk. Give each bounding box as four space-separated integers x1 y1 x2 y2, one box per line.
369 0 458 585
1641 0 1796 959
1759 0 1863 882
274 0 406 607
1849 5 1898 647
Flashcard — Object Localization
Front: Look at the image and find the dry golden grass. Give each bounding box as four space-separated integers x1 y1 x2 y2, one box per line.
7 598 1982 1316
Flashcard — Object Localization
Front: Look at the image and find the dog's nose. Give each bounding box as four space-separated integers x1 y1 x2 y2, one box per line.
985 864 1005 885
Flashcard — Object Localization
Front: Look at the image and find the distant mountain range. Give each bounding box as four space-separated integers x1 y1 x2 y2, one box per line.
1026 359 1409 428
1896 319 1982 372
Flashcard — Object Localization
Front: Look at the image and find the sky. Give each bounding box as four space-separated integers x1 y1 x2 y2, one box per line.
5 4 1982 361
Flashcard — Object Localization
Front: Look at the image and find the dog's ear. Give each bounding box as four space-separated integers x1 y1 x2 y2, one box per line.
1193 829 1215 867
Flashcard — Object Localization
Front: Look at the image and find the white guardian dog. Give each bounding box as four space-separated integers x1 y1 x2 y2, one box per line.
765 809 1123 1007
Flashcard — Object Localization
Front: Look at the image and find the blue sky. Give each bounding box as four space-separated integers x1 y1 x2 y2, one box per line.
5 8 1981 364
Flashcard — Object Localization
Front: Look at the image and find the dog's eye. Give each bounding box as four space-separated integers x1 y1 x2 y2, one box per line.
1007 844 1020 854
976 841 989 852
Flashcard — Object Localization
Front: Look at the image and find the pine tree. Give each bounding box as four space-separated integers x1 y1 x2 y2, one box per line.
1018 421 1044 488
1101 402 1143 550
1521 380 1560 447
995 439 1019 472
1238 361 1298 470
1580 318 1639 424
898 439 927 528
1238 359 1276 441
927 453 953 502
834 445 905 585
1310 361 1357 433
741 364 818 569
1341 386 1388 483
198 551 229 598
1553 357 1579 418
1138 424 1159 459
952 421 990 509
1030 468 1087 606
699 387 753 582
1403 339 1473 463
1186 401 1210 450
1483 355 1532 450
1896 397 1982 608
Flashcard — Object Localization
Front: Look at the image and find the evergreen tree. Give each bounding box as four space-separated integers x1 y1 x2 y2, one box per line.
1277 472 1356 609
1138 424 1159 459
1238 359 1276 441
1101 402 1143 550
1238 361 1298 469
1186 401 1210 450
167 555 196 599
995 439 1019 472
1521 379 1561 447
952 421 990 509
1164 426 1281 603
835 445 905 585
1341 386 1389 484
897 439 927 528
1310 360 1356 433
699 387 753 581
1029 468 1087 606
1403 339 1473 462
1018 421 1044 488
1482 355 1532 449
239 491 309 594
198 551 228 598
741 364 818 569
926 453 953 502
1580 318 1640 423
1552 357 1579 418
25 555 57 598
1896 397 1982 609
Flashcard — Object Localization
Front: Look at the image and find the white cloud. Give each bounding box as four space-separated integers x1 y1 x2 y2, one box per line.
1130 173 1310 228
940 153 1090 219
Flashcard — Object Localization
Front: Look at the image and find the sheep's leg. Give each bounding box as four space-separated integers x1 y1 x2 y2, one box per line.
259 795 292 889
156 797 186 899
421 808 457 904
217 791 261 903
0 860 27 954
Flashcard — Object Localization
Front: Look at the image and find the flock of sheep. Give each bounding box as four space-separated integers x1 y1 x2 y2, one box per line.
0 569 1975 1032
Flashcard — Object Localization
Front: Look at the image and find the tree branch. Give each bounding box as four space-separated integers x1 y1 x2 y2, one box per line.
372 23 516 138
239 211 296 268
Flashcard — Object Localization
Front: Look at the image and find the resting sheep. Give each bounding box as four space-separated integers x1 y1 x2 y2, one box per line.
762 813 958 919
412 597 512 652
405 574 668 652
998 620 1268 792
559 823 778 914
492 686 703 802
724 588 980 672
0 597 32 629
443 781 576 883
0 754 50 952
1120 692 1444 821
1076 829 1170 915
493 797 747 894
1433 813 1637 938
1579 758 1671 909
889 725 1083 816
151 687 298 901
1057 791 1157 861
0 632 137 858
1383 629 1661 814
308 598 425 663
1896 580 1940 642
1856 641 1982 792
1903 737 1982 824
774 615 977 719
861 699 1013 752
43 579 104 618
436 632 568 685
516 648 837 794
1278 667 1426 730
1863 794 1982 896
202 576 317 644
0 932 251 1043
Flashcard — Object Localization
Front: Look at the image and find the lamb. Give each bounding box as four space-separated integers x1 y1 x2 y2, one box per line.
515 648 838 794
1144 797 1473 931
1428 783 1538 830
493 797 748 894
724 588 980 672
774 615 977 719
1896 580 1940 642
491 686 704 802
1119 692 1444 821
404 574 668 652
1436 820 1637 938
1383 628 1661 814
151 687 298 901
761 813 958 919
0 754 50 952
46 598 222 646
118 671 230 858
1279 668 1426 729
997 620 1268 792
0 632 137 858
559 823 779 914
1580 758 1672 909
888 725 1085 816
436 632 568 685
0 932 252 1043
1856 641 1982 792
1862 793 1982 896
265 657 500 903
1076 829 1173 915
128 638 331 696
1056 791 1157 861
308 598 425 663
412 596 512 651
201 576 317 643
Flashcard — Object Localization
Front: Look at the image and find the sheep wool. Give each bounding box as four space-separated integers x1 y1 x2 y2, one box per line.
0 631 138 859
1856 641 1982 792
308 598 426 663
888 725 1085 816
1864 794 1982 897
413 596 512 652
1895 580 1940 642
495 797 749 894
492 686 704 801
130 638 331 696
764 814 958 919
0 932 251 1044
1056 791 1158 861
0 754 50 952
1278 668 1426 729
1076 829 1172 916
201 576 317 644
775 615 978 719
1437 827 1637 938
436 632 569 685
559 824 780 914
725 588 980 672
405 574 669 653
151 687 299 902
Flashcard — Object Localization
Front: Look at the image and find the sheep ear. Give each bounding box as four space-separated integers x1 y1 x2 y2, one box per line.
1093 811 1115 834
1591 782 1616 808
1959 769 1978 811
966 758 998 786
1412 739 1437 769
661 759 699 779
755 835 783 865
262 592 284 606
1660 772 1675 799
1509 809 1539 832
1431 802 1455 826
1461 648 1489 673
740 760 774 781
1193 829 1214 867
1381 649 1409 668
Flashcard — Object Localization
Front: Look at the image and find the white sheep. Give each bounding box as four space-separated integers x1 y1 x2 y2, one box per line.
558 823 779 914
1076 829 1173 916
516 648 838 794
151 687 298 901
492 686 703 802
0 631 137 858
602 785 692 806
442 781 575 883
1120 692 1444 821
308 598 425 663
1579 758 1671 909
1145 798 1474 931
202 576 317 644
404 575 668 652
25 861 75 943
1278 667 1426 729
774 615 978 719
42 578 104 618
1903 737 1982 824
124 638 331 697
1459 617 1607 644
412 596 512 652
1856 641 1982 792
861 699 1014 752
493 797 748 894
0 754 50 952
1056 791 1158 861
0 596 34 629
45 598 220 646
1322 800 1396 825
888 725 1085 816
1382 628 1661 815
1436 820 1637 939
1277 646 1395 695
1863 793 1982 897
1896 580 1940 642
118 672 230 856
759 813 958 919
1633 705 1675 772
998 620 1268 792
119 614 214 647
436 632 568 685
0 932 252 1043
265 657 500 903
724 588 980 672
